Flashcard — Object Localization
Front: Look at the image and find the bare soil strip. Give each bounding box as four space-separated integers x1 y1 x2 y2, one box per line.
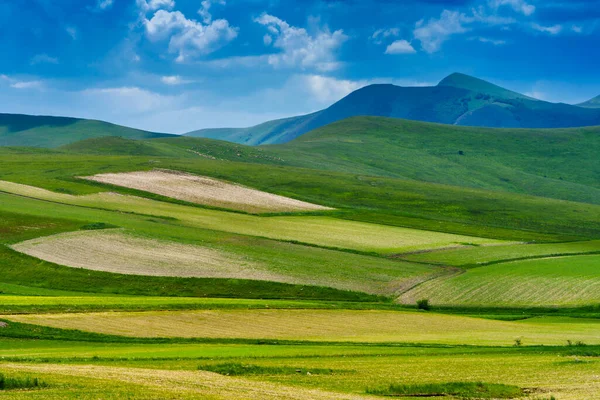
0 363 376 400
83 169 333 213
11 230 287 282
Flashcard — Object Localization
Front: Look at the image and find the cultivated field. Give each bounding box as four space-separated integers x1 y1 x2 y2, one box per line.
401 255 600 306
11 230 278 281
83 169 333 213
2 132 600 399
7 310 600 345
0 180 508 253
403 240 600 266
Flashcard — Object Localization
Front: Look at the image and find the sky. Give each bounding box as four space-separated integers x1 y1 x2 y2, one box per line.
1 0 599 133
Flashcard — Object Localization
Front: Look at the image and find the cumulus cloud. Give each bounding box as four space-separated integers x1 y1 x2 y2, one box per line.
413 10 468 53
532 23 563 34
144 9 237 62
302 75 367 103
489 0 535 16
255 13 348 72
137 0 175 12
30 54 59 65
198 0 225 24
385 40 416 54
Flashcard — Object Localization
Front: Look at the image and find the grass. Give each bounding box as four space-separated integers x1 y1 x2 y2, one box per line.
366 381 523 398
7 310 600 346
265 116 600 206
1 152 598 242
0 245 383 302
403 240 600 267
0 181 510 254
0 373 47 390
402 255 600 307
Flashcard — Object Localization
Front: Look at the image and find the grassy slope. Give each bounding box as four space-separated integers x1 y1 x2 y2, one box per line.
0 113 172 148
70 118 600 206
1 152 598 242
262 116 600 205
402 254 600 307
403 240 600 266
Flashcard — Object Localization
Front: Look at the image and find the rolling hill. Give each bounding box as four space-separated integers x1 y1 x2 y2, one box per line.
186 73 600 145
0 113 172 147
111 116 600 206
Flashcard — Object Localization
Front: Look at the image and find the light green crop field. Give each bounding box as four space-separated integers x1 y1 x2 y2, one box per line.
0 180 508 253
2 340 600 399
402 255 600 306
6 310 600 346
403 240 600 266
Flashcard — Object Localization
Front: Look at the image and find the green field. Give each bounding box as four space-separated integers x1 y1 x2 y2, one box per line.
2 116 600 398
402 255 600 306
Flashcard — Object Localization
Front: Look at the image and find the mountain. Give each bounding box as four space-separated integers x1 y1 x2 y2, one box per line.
577 95 600 108
185 73 600 145
0 113 172 147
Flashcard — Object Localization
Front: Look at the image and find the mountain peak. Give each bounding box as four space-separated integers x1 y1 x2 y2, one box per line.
438 72 531 100
577 95 600 108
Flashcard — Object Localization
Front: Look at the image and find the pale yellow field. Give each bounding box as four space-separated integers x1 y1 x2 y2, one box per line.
0 363 376 400
9 229 439 295
11 230 283 281
7 310 600 346
83 169 332 213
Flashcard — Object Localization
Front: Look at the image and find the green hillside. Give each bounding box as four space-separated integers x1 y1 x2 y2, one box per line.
185 73 600 145
0 113 172 147
137 117 600 206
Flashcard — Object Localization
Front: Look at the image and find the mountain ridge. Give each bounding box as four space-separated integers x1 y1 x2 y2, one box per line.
186 73 600 145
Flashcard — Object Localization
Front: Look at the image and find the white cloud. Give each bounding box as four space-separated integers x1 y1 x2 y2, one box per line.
137 0 175 12
303 75 367 103
161 75 193 85
97 0 114 10
413 10 468 53
371 28 399 44
532 23 563 35
30 54 59 65
473 36 507 45
254 13 348 72
198 0 225 24
10 81 44 90
385 40 416 54
144 9 237 62
572 25 583 33
81 86 180 115
488 0 535 16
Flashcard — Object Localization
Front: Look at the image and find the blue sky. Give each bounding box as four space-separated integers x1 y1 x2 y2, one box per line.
1 0 599 133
